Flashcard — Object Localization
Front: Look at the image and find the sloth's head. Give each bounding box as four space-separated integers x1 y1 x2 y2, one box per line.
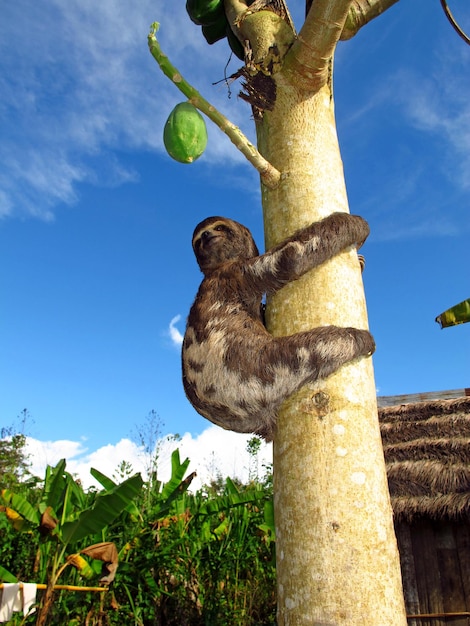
192 216 259 273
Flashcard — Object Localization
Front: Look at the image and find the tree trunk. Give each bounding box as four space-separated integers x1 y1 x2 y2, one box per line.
256 78 407 625
36 581 55 626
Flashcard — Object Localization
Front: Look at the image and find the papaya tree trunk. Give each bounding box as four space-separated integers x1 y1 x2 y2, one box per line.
256 79 407 624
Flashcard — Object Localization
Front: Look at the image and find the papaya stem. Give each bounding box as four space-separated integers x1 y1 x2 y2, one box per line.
148 23 280 188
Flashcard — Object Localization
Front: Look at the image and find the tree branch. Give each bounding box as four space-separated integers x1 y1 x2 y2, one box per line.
224 0 296 76
340 0 400 40
148 23 281 188
281 0 354 92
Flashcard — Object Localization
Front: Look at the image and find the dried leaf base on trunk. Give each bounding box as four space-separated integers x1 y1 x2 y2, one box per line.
257 81 407 625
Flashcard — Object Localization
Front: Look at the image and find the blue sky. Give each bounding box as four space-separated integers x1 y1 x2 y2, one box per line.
1 0 469 483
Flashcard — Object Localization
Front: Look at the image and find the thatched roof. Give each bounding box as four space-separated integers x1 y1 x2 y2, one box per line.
379 395 470 522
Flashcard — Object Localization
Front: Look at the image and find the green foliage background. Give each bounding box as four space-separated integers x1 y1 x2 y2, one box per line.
0 431 276 625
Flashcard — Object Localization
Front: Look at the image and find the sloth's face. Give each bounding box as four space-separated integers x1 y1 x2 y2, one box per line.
192 217 259 273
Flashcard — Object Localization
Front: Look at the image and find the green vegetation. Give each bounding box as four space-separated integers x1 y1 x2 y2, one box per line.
0 410 33 492
0 434 276 625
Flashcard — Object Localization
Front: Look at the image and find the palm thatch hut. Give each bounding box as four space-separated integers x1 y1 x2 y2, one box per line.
378 389 470 625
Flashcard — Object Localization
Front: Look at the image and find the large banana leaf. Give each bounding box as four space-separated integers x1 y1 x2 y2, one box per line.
160 449 191 500
197 484 266 515
89 467 118 492
41 458 68 513
147 449 195 519
258 498 276 542
436 298 470 328
1 489 41 526
90 467 142 520
37 459 87 524
61 473 143 544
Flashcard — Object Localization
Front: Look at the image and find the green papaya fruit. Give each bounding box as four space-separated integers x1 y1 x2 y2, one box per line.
226 25 245 60
186 0 225 26
163 102 208 164
202 16 228 44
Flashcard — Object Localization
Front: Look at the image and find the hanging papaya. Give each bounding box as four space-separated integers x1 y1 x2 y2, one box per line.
226 25 245 60
186 0 225 26
163 102 208 164
202 16 228 44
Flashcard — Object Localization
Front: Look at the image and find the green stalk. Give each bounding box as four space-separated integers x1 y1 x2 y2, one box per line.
148 23 280 188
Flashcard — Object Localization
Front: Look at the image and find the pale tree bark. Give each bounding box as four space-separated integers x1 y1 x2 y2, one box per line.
257 81 407 626
232 0 407 623
341 0 400 40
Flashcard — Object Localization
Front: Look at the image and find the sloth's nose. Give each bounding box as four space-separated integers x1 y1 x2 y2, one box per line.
201 230 214 241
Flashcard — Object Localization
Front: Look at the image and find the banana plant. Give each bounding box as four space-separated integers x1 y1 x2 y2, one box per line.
1 458 143 626
96 450 198 608
90 448 196 522
142 475 274 622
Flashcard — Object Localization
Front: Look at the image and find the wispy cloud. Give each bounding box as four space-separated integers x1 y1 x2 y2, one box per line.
391 67 470 191
0 0 253 219
24 426 272 490
339 41 470 242
169 315 184 347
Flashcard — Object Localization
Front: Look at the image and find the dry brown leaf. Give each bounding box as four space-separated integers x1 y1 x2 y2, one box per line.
81 542 119 584
40 506 58 535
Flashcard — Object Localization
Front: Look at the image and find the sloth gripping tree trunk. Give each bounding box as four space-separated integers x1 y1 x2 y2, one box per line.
152 0 406 622
227 0 407 624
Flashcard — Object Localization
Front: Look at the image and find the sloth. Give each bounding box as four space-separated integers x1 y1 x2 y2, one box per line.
182 213 375 441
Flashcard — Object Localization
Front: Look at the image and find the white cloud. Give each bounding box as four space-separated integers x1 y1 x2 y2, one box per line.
24 426 272 491
25 437 90 477
394 70 470 191
339 50 470 242
0 0 254 219
173 427 272 489
169 315 184 347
